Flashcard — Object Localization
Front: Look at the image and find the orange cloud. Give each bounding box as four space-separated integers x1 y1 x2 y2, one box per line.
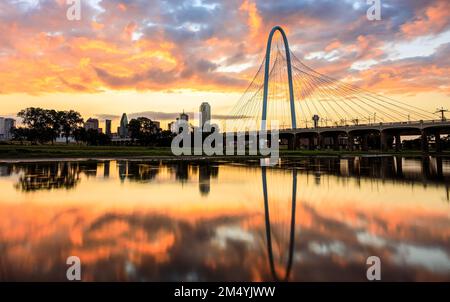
240 0 262 36
401 0 450 38
117 3 127 12
0 0 448 106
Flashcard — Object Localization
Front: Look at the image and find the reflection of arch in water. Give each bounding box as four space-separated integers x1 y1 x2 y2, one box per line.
261 167 297 281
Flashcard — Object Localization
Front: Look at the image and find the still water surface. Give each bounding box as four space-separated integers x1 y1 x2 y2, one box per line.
0 156 449 281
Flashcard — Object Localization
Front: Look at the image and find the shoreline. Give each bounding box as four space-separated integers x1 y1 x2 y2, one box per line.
1 154 449 164
0 144 448 163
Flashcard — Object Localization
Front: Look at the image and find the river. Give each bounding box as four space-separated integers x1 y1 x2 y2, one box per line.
0 156 449 281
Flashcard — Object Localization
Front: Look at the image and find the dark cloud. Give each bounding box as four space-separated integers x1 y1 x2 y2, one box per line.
94 114 121 121
180 58 219 78
94 66 178 88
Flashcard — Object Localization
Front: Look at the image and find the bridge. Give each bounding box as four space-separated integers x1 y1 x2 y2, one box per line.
278 119 450 152
226 26 449 152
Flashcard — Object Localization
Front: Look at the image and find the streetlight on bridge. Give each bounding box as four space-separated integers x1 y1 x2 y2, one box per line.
435 107 448 122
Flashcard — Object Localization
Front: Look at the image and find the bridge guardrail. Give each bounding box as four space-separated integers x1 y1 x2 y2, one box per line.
274 119 449 132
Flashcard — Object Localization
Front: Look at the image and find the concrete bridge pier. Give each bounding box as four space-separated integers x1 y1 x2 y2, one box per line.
347 133 354 151
434 130 442 153
295 133 302 150
395 133 401 152
332 134 340 151
287 133 297 150
380 131 388 152
361 134 369 151
308 136 315 150
317 133 324 150
421 130 429 153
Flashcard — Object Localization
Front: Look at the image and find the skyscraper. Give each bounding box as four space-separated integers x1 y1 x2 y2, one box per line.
180 111 189 122
0 117 16 140
118 113 128 138
199 102 211 130
85 118 99 131
0 118 5 138
4 118 15 140
105 119 112 136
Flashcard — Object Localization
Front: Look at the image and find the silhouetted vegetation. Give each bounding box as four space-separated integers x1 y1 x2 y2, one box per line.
73 128 111 146
13 162 82 192
14 107 83 144
128 117 175 146
60 110 84 143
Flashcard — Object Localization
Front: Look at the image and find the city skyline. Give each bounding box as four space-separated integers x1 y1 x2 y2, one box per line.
0 0 449 125
0 105 212 133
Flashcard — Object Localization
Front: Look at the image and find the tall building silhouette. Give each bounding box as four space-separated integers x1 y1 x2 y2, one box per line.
118 113 128 138
199 102 211 131
180 111 189 122
105 119 112 136
170 111 190 133
4 119 15 140
0 117 16 140
0 117 4 137
85 118 99 131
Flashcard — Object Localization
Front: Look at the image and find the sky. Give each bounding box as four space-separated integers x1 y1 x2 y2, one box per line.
0 0 449 129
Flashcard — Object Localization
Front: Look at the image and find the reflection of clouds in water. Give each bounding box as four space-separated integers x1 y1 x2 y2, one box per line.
356 231 387 248
0 158 449 281
393 244 450 274
357 231 450 273
308 241 346 257
0 209 264 281
0 202 449 281
212 225 256 249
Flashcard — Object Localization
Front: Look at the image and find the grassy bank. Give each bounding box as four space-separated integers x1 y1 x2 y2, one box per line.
0 144 174 159
0 144 448 160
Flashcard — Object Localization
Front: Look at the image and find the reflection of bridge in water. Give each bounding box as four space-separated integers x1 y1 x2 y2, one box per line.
262 167 297 281
259 156 449 281
287 156 449 192
226 26 450 153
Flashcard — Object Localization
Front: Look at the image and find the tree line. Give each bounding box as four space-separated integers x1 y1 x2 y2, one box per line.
12 107 174 146
128 117 174 146
14 108 84 144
